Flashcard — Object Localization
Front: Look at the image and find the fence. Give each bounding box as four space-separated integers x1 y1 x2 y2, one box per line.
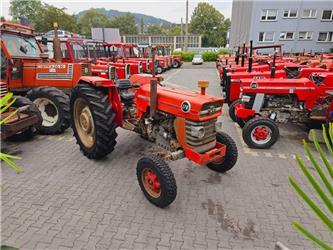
122 35 202 50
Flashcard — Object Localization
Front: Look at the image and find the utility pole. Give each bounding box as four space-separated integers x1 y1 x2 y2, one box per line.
180 18 183 51
184 0 189 52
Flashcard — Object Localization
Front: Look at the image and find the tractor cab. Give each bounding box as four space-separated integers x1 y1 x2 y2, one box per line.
0 22 92 91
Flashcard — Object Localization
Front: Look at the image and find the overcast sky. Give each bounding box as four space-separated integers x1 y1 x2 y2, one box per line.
1 0 232 23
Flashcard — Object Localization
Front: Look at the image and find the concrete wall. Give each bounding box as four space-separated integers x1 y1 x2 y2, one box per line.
230 0 333 53
229 0 254 48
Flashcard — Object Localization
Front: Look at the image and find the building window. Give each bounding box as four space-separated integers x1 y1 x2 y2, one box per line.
299 31 313 40
318 32 333 42
259 32 274 42
322 10 333 20
261 9 278 21
283 10 298 18
279 32 294 40
302 9 317 18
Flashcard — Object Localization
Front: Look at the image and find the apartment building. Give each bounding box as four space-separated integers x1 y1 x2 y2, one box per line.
229 0 333 53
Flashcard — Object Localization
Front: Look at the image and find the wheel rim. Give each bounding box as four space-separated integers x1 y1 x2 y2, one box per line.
33 98 59 127
157 67 162 74
251 125 272 144
173 61 179 67
141 168 161 198
74 98 96 148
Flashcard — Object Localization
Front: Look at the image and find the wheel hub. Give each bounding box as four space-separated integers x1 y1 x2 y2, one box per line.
74 99 96 148
33 98 59 127
79 110 92 133
142 169 161 198
253 127 270 140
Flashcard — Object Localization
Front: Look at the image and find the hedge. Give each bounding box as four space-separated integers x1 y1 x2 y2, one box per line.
172 48 231 62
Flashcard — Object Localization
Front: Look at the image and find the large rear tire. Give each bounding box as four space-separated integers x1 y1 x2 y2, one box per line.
207 132 238 173
137 155 177 208
27 87 70 134
7 96 42 141
70 83 118 159
242 117 279 149
172 60 180 68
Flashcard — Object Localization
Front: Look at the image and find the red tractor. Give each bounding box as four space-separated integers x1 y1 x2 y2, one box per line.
155 44 183 69
70 50 238 207
233 72 333 148
0 22 119 135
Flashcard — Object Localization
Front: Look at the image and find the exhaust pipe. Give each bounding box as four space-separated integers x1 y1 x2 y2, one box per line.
247 40 253 73
52 22 62 63
270 51 276 78
150 46 158 118
235 46 240 65
241 43 246 67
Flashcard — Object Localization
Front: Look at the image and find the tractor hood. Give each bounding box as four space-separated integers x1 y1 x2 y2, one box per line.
136 82 224 121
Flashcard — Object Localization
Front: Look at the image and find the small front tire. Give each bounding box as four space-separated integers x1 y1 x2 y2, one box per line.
228 99 242 122
137 155 177 208
207 132 238 173
242 117 279 149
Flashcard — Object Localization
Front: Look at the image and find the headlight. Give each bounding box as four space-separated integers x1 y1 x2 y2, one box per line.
190 126 205 138
241 95 251 103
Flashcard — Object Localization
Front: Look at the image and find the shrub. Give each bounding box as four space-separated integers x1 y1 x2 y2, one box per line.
201 52 218 62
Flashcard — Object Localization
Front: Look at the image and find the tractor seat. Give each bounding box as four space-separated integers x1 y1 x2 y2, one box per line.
115 79 135 101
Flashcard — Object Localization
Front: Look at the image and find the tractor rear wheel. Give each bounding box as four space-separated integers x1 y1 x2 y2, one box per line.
207 132 238 173
156 66 163 74
172 60 180 68
70 83 118 159
228 99 242 122
27 87 70 134
7 96 42 141
137 155 177 208
242 117 279 149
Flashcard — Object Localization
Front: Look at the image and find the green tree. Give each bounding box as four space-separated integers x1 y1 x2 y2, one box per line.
9 0 42 22
109 13 138 35
147 25 165 35
0 16 6 22
190 2 229 47
166 25 181 36
34 4 78 33
77 8 111 37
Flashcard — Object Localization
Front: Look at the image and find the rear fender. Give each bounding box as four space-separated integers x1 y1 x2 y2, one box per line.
77 77 123 127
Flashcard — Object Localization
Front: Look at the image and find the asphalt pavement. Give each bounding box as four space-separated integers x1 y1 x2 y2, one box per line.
1 62 331 250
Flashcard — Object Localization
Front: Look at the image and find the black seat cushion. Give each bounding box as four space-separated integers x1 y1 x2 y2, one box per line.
115 79 132 90
120 91 135 101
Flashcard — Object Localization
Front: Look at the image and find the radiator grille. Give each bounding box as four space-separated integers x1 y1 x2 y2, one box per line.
81 64 92 76
185 118 217 152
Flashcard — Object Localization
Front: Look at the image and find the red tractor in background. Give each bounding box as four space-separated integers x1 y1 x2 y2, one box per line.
0 22 121 135
233 72 333 149
70 48 238 208
45 38 132 80
155 44 183 69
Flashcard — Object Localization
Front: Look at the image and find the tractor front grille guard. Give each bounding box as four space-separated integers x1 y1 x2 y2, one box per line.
0 82 8 98
185 118 217 153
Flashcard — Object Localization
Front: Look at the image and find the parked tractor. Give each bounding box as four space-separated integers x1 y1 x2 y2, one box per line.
234 72 333 149
70 48 238 208
0 22 97 134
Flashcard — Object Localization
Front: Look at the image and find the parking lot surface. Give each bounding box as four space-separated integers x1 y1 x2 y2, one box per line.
1 62 332 249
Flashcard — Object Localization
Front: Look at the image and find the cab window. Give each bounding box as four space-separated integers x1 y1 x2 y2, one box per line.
1 49 7 80
2 33 41 58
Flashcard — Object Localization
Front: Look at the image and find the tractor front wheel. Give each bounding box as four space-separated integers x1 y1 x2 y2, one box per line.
137 155 177 208
228 99 242 122
242 117 279 149
207 132 238 173
70 83 118 159
27 87 70 134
